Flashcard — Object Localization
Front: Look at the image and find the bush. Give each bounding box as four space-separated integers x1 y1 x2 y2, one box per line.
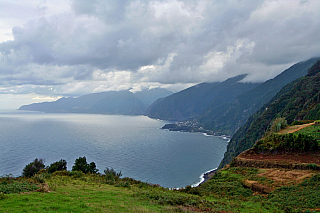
72 157 99 174
51 170 70 176
47 159 67 174
22 158 45 177
291 120 314 125
104 168 122 179
270 117 287 133
268 174 320 210
0 192 5 200
307 163 319 170
0 181 39 194
180 185 202 196
33 174 46 183
254 133 319 153
68 170 84 178
115 181 130 188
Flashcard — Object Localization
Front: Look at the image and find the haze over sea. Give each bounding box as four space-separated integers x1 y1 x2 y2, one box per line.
0 110 228 188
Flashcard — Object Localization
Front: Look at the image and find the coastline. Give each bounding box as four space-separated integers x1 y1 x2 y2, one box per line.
161 123 231 139
192 168 218 187
161 122 229 188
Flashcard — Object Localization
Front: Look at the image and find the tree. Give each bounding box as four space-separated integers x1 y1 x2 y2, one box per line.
47 159 67 173
72 156 98 174
22 158 45 177
88 162 99 174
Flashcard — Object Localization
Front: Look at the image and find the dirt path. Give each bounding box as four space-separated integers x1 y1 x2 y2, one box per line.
278 122 315 134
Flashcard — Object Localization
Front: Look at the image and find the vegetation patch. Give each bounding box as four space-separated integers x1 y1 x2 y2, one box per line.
294 122 320 141
254 133 319 154
22 158 45 178
291 120 315 126
257 169 314 187
0 180 39 194
2 156 320 212
0 175 39 194
268 174 320 212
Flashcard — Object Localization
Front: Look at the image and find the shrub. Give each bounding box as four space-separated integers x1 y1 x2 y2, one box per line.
254 133 319 153
72 157 99 174
268 174 320 210
0 182 39 194
307 163 319 170
22 158 45 177
104 168 122 179
0 192 5 200
292 120 314 125
138 182 149 188
68 170 84 178
37 169 48 175
47 159 67 174
33 174 46 183
180 185 202 195
115 181 130 188
51 170 70 176
270 117 287 133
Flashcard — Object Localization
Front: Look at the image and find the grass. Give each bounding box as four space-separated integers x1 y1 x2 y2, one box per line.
1 175 176 213
1 167 319 212
294 123 320 141
268 174 320 212
277 120 320 145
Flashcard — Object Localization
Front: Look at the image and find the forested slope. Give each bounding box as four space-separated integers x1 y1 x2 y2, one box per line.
145 75 260 121
219 60 320 168
198 57 320 135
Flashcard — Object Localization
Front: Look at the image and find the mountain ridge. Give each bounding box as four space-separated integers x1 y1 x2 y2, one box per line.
219 59 320 169
197 57 320 135
18 88 173 115
145 74 261 121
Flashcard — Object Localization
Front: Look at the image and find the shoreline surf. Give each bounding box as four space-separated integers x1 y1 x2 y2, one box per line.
192 168 218 187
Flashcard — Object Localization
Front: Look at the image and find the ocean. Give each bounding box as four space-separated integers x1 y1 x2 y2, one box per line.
0 110 228 188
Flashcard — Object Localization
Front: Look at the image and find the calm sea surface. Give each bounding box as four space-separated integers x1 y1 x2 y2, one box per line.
0 110 228 188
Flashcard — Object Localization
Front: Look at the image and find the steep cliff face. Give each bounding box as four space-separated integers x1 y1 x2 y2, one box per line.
198 57 320 135
145 75 260 121
219 60 320 169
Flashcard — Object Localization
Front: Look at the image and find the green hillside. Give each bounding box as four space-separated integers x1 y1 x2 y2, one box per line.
219 60 320 169
198 57 320 135
1 166 319 212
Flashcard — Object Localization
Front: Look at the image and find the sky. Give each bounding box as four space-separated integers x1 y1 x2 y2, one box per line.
0 0 320 109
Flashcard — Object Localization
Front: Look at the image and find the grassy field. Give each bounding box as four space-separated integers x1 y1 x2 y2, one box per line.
1 174 176 213
1 167 319 212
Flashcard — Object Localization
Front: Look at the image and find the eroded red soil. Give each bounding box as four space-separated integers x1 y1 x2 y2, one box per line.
239 151 320 165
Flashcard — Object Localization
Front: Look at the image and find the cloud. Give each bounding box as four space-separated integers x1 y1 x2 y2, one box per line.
0 0 319 101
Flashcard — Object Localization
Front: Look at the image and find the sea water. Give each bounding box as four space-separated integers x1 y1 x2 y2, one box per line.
0 110 228 188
